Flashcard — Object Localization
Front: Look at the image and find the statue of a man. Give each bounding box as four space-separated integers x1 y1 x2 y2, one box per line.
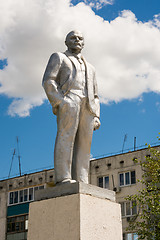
42 30 100 185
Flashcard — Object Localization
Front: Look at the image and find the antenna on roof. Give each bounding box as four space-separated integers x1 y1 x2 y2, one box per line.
16 136 22 176
122 134 127 153
8 149 16 178
8 137 22 178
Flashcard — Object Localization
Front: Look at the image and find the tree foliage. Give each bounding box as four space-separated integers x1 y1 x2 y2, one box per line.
126 145 160 239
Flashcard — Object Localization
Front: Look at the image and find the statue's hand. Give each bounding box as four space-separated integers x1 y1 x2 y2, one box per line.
52 95 68 115
52 101 61 115
52 106 58 115
94 117 101 131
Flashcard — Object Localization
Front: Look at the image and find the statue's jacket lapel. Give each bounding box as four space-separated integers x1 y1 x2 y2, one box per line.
61 51 97 116
82 57 94 100
59 51 77 95
82 57 97 115
62 51 93 98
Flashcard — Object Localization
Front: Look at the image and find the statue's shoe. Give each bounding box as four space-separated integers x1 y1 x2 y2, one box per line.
56 179 76 185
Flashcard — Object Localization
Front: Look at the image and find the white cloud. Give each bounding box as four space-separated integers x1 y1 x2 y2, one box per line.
0 0 160 117
7 98 43 117
83 0 114 10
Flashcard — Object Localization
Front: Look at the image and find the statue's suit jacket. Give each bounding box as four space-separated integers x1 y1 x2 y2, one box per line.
42 50 100 118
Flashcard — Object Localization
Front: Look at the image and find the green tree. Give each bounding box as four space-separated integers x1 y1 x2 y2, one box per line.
126 145 160 240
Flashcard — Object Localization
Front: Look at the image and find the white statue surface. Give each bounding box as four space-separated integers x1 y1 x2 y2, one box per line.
42 30 100 185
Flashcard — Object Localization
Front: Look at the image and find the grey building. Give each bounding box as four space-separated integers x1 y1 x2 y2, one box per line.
0 146 157 240
90 147 152 240
0 169 55 240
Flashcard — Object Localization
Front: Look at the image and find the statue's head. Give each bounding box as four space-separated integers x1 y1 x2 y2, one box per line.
65 30 84 53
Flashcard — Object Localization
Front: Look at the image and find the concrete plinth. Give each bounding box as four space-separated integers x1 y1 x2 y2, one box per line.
28 182 122 240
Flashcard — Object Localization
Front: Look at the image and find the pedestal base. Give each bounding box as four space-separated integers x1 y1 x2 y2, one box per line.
28 182 122 240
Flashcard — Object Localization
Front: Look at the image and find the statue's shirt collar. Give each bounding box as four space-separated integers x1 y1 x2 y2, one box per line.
64 50 83 64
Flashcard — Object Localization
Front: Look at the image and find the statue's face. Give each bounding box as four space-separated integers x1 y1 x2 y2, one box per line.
65 31 84 53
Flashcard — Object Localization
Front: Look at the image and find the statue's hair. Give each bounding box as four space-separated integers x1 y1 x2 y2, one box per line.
65 30 84 44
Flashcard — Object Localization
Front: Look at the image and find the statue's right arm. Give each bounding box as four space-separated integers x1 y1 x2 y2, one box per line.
42 53 63 108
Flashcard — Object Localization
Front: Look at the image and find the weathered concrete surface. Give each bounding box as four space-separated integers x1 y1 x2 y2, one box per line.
80 194 122 240
0 191 7 240
28 183 122 240
35 181 115 202
0 218 6 240
28 194 80 240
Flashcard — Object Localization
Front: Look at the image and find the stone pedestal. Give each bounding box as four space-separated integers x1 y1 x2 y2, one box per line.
28 182 122 240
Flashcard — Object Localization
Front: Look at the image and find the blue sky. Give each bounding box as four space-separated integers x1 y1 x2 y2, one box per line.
0 0 160 179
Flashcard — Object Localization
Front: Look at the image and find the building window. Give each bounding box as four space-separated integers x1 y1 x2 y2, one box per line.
119 171 136 187
34 186 38 191
8 185 44 206
120 201 137 217
24 189 28 202
9 192 14 205
14 191 18 204
19 190 23 203
98 176 109 189
123 233 138 240
7 214 28 233
39 185 44 190
29 188 33 201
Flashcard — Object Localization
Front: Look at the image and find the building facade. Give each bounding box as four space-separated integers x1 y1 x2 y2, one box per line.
0 169 55 240
90 147 153 240
0 146 157 240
